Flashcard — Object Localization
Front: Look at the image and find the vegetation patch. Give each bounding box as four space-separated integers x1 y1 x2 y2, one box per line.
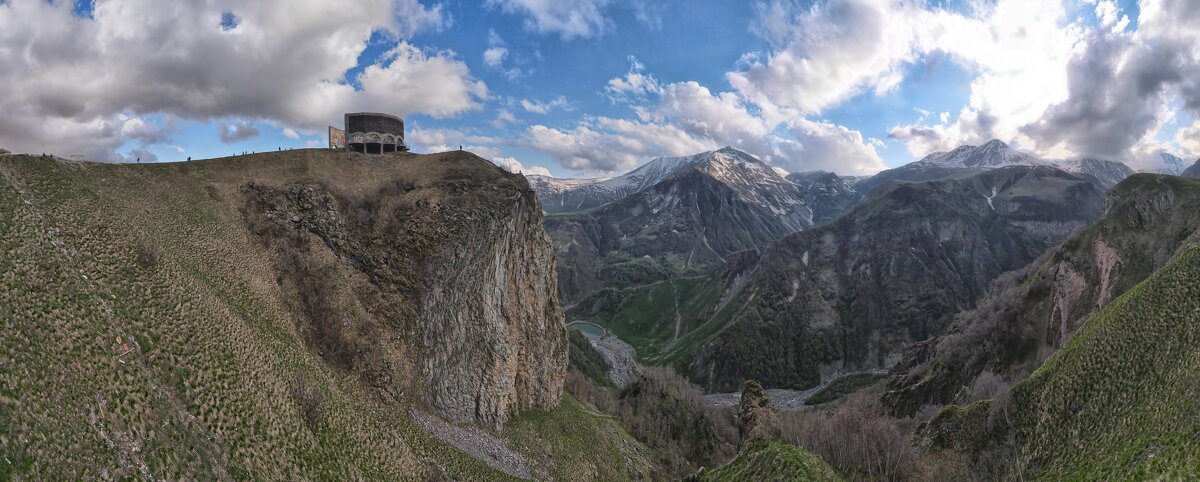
689 439 841 482
804 372 886 406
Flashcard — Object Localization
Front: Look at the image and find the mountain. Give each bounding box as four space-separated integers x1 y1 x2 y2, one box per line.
0 150 653 479
1051 158 1134 189
1183 158 1200 178
884 174 1200 415
530 150 731 214
683 166 1105 392
546 147 813 303
785 171 864 225
572 166 1106 392
856 139 1051 195
918 201 1200 478
1155 151 1189 175
917 139 1050 169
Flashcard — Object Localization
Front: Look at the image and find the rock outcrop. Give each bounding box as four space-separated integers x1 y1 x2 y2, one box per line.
736 380 775 446
240 153 567 428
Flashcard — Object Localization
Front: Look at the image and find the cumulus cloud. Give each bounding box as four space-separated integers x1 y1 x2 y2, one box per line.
528 55 884 176
407 127 500 150
777 118 885 174
485 0 612 39
1018 0 1200 167
0 0 480 161
492 156 552 176
218 121 261 143
874 0 1200 167
282 127 301 139
652 82 773 153
731 0 1099 161
524 118 714 173
728 0 925 118
1176 121 1200 159
604 56 663 103
889 108 1003 156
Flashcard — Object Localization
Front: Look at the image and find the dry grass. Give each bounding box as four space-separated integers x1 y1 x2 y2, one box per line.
0 150 644 479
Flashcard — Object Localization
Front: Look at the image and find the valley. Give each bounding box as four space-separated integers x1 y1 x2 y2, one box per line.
8 1 1200 479
532 140 1200 479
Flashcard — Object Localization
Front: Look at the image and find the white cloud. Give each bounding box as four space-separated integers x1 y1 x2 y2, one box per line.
728 0 926 117
1176 120 1200 159
778 118 885 174
282 127 300 139
652 82 773 154
524 119 713 174
520 96 571 114
0 0 479 161
729 0 1096 162
605 55 662 103
482 29 527 79
528 56 885 176
408 127 500 150
484 47 508 68
492 156 552 176
485 0 612 39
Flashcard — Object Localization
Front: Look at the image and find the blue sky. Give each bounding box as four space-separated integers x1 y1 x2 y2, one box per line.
3 0 1198 176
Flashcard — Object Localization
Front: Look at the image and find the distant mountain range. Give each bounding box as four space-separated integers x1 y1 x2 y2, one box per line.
533 141 1197 392
531 140 1176 222
544 147 814 302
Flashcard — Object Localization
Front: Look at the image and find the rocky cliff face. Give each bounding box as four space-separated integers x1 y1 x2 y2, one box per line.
240 154 566 428
883 174 1200 415
684 166 1105 392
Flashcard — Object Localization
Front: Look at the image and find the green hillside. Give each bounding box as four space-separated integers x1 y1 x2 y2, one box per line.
885 174 1200 415
921 232 1200 479
0 151 650 479
690 440 841 481
567 272 754 366
1007 239 1200 479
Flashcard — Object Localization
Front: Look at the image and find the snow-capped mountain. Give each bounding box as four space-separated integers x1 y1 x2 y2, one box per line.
914 139 1051 169
542 147 815 302
1051 158 1134 189
1155 152 1189 175
860 139 1136 195
859 139 1047 195
530 149 732 214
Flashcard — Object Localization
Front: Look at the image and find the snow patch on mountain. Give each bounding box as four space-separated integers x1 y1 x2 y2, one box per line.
1051 158 1134 189
1154 152 1188 175
915 139 1050 169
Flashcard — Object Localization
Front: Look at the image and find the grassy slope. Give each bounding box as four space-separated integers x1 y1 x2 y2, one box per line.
0 151 647 479
573 274 753 366
693 439 841 481
1008 239 1200 479
505 396 653 481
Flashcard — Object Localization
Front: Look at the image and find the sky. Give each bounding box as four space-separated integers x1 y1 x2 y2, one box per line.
1 0 1198 177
